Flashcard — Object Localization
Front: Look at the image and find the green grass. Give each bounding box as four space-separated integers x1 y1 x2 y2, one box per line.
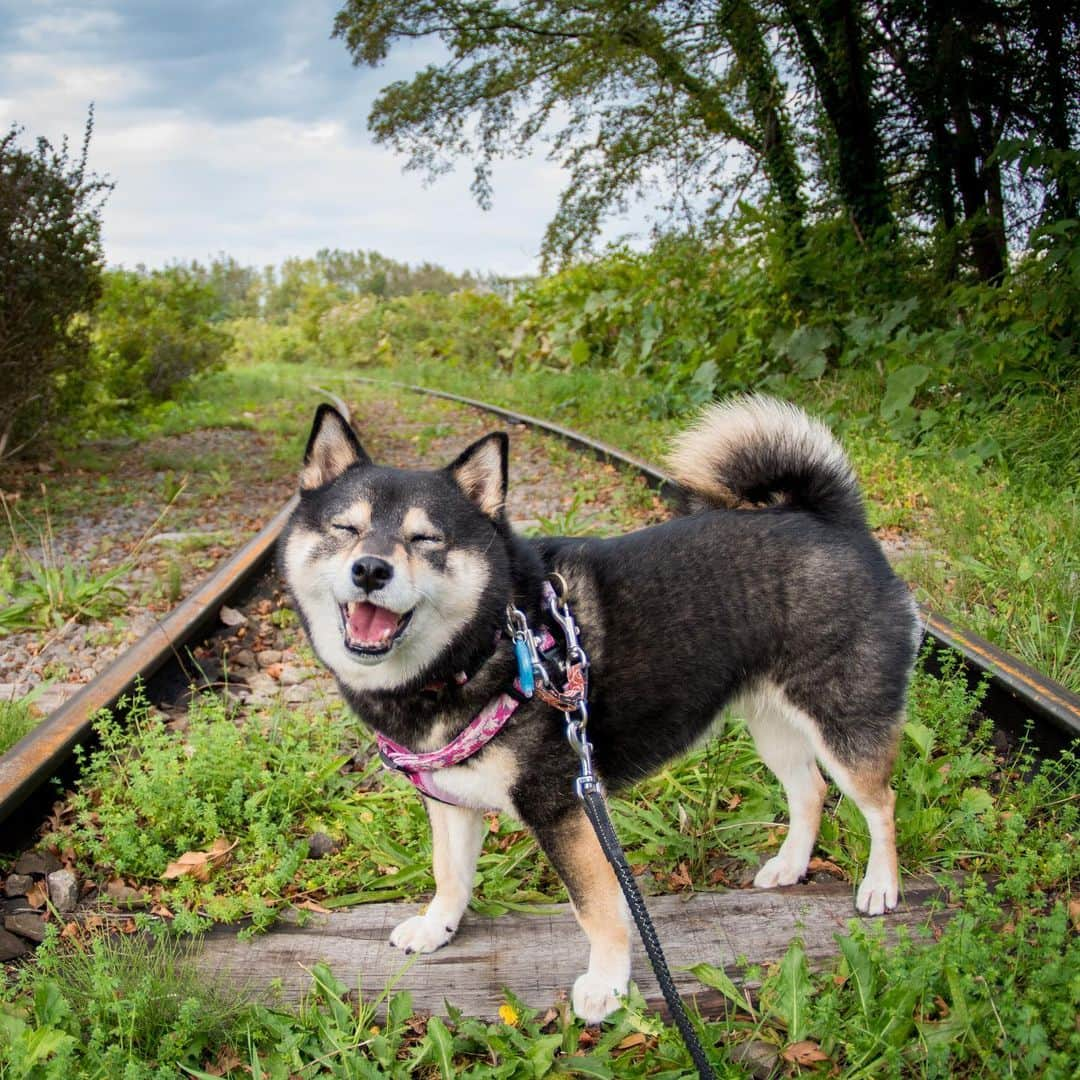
0 694 36 754
369 357 1079 691
6 655 1079 1076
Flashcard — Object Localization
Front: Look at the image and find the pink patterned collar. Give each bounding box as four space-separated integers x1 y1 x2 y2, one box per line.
376 691 520 806
375 627 557 807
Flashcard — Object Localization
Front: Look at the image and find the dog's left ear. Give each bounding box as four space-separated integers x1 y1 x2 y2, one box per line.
446 433 508 519
301 404 371 491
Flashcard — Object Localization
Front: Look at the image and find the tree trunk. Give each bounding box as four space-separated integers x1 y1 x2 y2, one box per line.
783 0 894 239
722 0 806 239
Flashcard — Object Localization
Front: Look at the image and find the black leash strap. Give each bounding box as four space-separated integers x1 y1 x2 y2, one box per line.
520 580 715 1078
579 783 717 1080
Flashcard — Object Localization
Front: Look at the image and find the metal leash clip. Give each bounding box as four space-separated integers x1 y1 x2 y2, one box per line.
566 701 600 797
545 585 587 670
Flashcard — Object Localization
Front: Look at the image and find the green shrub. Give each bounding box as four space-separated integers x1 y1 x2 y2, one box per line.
0 115 110 457
68 266 232 417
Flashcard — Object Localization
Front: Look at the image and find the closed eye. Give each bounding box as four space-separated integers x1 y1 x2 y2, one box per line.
332 522 360 536
409 534 445 546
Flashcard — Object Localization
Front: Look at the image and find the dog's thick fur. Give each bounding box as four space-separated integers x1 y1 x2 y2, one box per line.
280 397 918 1023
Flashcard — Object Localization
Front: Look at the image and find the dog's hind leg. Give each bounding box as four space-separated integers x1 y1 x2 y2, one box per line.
531 805 632 1024
389 799 485 954
739 685 828 890
814 752 899 915
742 683 901 914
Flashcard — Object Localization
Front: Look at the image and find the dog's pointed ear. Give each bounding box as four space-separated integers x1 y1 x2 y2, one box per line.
301 405 370 491
446 433 508 519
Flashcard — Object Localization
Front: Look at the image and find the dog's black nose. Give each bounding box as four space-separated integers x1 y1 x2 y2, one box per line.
352 556 394 592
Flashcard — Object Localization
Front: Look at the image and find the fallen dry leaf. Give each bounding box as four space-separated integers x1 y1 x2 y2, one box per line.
295 899 331 914
616 1033 648 1050
204 1049 244 1077
162 837 236 882
26 880 48 909
162 851 212 882
807 857 845 878
782 1039 830 1065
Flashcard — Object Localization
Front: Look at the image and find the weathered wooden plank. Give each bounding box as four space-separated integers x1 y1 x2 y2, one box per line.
195 876 953 1020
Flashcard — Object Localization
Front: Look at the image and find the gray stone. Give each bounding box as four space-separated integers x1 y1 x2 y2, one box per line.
4 913 46 942
4 874 34 898
79 667 97 681
244 673 279 698
13 851 60 877
306 832 338 860
729 1040 781 1079
278 665 308 686
219 605 247 627
0 928 30 960
232 649 256 668
283 684 313 705
256 650 283 667
47 869 79 913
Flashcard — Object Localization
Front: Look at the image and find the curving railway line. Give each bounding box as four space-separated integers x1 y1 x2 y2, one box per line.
3 380 1078 842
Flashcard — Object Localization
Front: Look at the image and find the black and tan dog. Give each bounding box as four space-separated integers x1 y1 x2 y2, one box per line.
280 396 918 1022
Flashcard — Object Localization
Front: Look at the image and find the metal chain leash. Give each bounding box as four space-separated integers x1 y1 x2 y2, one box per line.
508 579 716 1080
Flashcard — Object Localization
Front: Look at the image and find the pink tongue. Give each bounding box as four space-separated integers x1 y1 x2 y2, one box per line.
348 602 401 644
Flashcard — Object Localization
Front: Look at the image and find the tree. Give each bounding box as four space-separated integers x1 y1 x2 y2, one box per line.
779 0 894 240
334 1 1078 279
0 113 112 456
333 0 807 262
871 0 1080 280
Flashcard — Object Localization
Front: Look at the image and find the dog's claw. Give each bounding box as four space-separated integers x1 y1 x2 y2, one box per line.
753 853 808 889
572 972 626 1024
855 877 898 915
390 914 457 954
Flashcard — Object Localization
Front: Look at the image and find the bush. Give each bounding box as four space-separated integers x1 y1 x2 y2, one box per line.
318 289 515 367
74 267 233 413
0 114 111 457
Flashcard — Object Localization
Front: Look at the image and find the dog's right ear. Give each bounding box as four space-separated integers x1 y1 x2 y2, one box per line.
301 405 371 491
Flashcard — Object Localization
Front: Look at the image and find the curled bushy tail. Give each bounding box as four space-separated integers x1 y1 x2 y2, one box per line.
665 395 866 528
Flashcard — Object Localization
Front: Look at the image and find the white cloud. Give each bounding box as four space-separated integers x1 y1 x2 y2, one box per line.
0 1 656 276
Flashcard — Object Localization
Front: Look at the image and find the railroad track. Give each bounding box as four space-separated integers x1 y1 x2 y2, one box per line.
2 379 1078 1015
2 380 1078 840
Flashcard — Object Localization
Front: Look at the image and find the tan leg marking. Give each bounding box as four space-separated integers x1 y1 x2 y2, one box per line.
539 806 632 1023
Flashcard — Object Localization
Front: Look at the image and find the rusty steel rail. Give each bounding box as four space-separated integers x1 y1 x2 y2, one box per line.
0 498 297 830
2 382 1077 836
357 377 1080 746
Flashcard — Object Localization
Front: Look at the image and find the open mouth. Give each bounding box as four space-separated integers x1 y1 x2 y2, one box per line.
340 601 413 656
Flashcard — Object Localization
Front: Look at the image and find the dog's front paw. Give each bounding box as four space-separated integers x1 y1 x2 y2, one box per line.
753 852 807 889
855 870 898 916
389 914 457 955
572 971 627 1024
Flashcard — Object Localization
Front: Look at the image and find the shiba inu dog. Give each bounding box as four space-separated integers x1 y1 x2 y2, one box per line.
280 396 918 1023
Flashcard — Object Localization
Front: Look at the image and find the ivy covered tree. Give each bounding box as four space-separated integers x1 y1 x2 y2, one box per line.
334 0 1079 281
333 0 806 262
0 112 112 457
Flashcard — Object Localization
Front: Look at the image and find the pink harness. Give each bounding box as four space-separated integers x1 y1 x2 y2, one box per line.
375 628 557 806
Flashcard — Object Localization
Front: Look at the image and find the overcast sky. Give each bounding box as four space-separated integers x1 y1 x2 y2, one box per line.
0 1 650 276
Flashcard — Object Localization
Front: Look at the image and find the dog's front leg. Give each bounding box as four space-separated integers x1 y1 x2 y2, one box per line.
533 805 632 1024
390 799 485 954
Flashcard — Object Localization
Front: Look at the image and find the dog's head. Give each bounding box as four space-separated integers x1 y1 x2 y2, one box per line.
280 405 513 694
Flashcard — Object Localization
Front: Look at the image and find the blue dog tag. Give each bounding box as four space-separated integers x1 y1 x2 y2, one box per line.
513 637 535 696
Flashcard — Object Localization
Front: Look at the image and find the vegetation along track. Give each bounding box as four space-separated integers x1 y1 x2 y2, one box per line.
1 381 1077 947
